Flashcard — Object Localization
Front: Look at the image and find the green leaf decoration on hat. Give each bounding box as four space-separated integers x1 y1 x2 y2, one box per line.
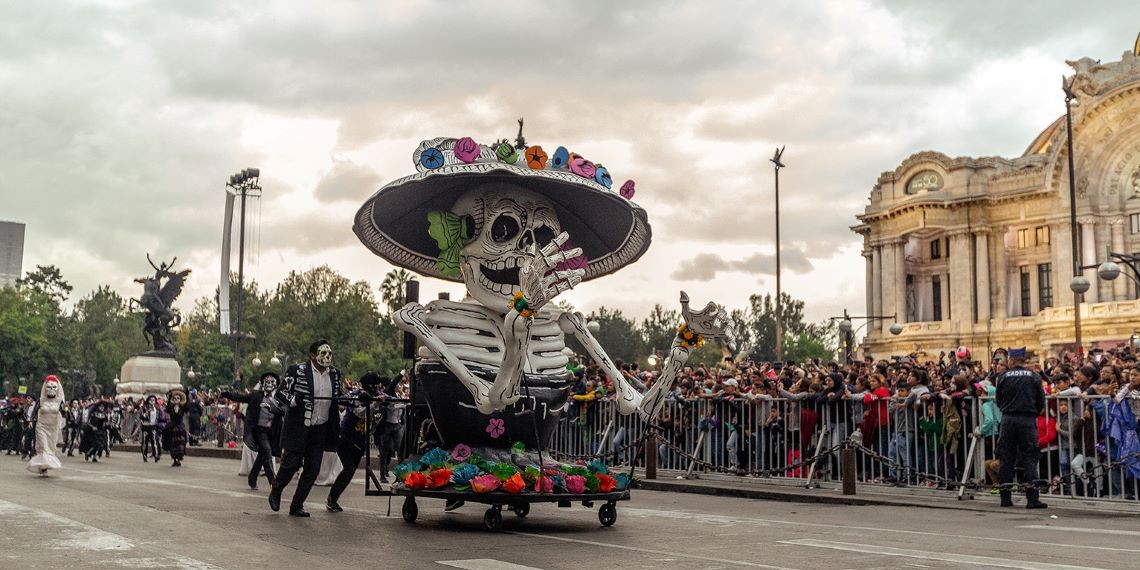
427 210 474 278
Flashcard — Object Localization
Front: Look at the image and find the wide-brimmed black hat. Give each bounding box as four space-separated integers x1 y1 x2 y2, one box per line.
353 135 652 282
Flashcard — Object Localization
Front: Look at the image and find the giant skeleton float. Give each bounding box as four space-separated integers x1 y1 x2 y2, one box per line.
352 123 731 530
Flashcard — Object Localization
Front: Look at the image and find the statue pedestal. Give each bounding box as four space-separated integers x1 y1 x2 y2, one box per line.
116 354 183 402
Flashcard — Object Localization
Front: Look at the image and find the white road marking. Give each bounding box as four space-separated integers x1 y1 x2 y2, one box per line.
509 531 799 570
627 507 1140 554
437 559 545 570
1018 525 1140 537
623 506 771 526
779 539 1111 570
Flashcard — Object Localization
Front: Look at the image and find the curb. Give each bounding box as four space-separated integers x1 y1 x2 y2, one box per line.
638 479 893 507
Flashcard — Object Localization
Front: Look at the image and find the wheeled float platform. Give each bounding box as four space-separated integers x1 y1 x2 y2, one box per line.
393 487 630 531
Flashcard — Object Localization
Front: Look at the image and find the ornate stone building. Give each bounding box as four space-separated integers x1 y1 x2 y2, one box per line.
853 38 1140 359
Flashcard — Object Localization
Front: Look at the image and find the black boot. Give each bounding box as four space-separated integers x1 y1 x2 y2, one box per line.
999 490 1013 507
1025 488 1048 509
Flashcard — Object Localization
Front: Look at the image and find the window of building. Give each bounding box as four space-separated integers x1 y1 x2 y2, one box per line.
1020 266 1032 317
930 239 941 259
1131 214 1140 235
932 275 942 321
1038 263 1053 310
945 237 950 258
1035 226 1050 246
1017 229 1030 249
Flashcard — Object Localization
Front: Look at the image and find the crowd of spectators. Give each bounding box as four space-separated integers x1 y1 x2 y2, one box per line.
557 347 1140 500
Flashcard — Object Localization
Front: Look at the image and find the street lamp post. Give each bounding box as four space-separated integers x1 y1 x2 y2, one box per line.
1063 76 1084 355
225 168 261 385
832 309 903 363
770 146 786 361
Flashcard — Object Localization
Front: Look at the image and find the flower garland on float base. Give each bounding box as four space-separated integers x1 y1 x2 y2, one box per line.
393 442 628 495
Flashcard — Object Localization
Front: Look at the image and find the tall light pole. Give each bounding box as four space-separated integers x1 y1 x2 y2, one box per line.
1063 77 1085 356
771 146 786 361
223 168 261 385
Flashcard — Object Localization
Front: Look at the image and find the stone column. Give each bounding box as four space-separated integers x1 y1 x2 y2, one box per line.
940 272 951 321
894 239 907 325
993 228 1008 320
872 244 883 324
1080 218 1099 304
1052 221 1074 307
1028 262 1040 314
864 249 874 318
974 230 991 323
949 231 973 327
1111 217 1127 301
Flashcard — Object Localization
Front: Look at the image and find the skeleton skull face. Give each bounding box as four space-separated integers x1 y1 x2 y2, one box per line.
453 183 561 310
314 344 333 368
44 382 60 399
169 390 186 406
261 375 278 393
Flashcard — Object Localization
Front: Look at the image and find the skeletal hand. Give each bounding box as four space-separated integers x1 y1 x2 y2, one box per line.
518 231 584 312
679 291 733 348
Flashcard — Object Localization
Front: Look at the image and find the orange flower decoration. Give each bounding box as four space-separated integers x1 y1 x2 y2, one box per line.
405 471 429 490
428 468 453 489
525 145 548 170
502 472 526 494
596 474 617 493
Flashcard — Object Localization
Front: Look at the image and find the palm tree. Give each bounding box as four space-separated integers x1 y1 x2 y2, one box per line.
380 268 414 315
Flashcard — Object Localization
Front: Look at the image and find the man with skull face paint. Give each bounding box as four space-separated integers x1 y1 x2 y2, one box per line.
225 372 282 490
267 339 342 517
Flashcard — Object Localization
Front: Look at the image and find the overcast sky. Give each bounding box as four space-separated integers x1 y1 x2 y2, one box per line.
3 1 1139 328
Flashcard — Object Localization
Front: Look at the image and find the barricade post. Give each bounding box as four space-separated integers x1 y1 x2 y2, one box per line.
841 445 856 495
644 431 657 480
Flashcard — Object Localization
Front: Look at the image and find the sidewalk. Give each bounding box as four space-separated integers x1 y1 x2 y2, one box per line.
639 469 1140 517
109 443 1139 516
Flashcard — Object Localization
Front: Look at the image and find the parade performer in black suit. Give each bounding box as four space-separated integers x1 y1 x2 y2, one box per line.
325 373 382 513
225 372 282 490
267 339 341 517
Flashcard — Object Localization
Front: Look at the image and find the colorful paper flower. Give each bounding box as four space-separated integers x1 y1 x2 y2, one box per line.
470 474 501 494
451 463 484 485
595 473 617 492
419 147 445 170
502 472 526 494
454 137 481 163
428 468 453 489
550 146 570 169
421 447 450 468
511 441 527 455
489 462 518 481
523 464 541 483
619 179 636 200
486 417 506 439
393 461 421 480
584 473 600 493
593 165 612 188
494 140 519 164
450 443 472 462
569 156 596 179
551 474 567 493
614 473 631 490
405 471 429 490
534 475 553 493
525 145 548 169
586 459 609 475
564 475 586 494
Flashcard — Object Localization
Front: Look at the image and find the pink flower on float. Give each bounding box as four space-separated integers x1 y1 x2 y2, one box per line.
569 156 596 179
565 475 586 494
486 417 505 438
619 180 636 200
450 443 472 462
453 137 481 163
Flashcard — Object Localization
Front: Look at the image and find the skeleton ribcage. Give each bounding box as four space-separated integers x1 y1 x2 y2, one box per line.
422 300 569 375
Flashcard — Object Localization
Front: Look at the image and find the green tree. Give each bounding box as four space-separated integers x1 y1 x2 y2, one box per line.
736 292 836 363
71 286 147 394
17 265 73 305
379 268 414 315
566 306 645 365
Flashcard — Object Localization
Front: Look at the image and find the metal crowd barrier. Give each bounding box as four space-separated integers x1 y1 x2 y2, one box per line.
547 394 1140 503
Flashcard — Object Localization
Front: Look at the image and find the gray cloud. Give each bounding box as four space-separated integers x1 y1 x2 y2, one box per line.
671 249 813 281
315 160 383 203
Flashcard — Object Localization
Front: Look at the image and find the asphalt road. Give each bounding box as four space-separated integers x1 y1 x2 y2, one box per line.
1 452 1137 570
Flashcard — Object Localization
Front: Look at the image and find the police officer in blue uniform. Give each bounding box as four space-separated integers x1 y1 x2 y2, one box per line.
994 347 1048 509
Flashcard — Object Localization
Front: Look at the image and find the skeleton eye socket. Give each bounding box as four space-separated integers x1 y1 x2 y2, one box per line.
490 214 521 243
534 225 557 248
